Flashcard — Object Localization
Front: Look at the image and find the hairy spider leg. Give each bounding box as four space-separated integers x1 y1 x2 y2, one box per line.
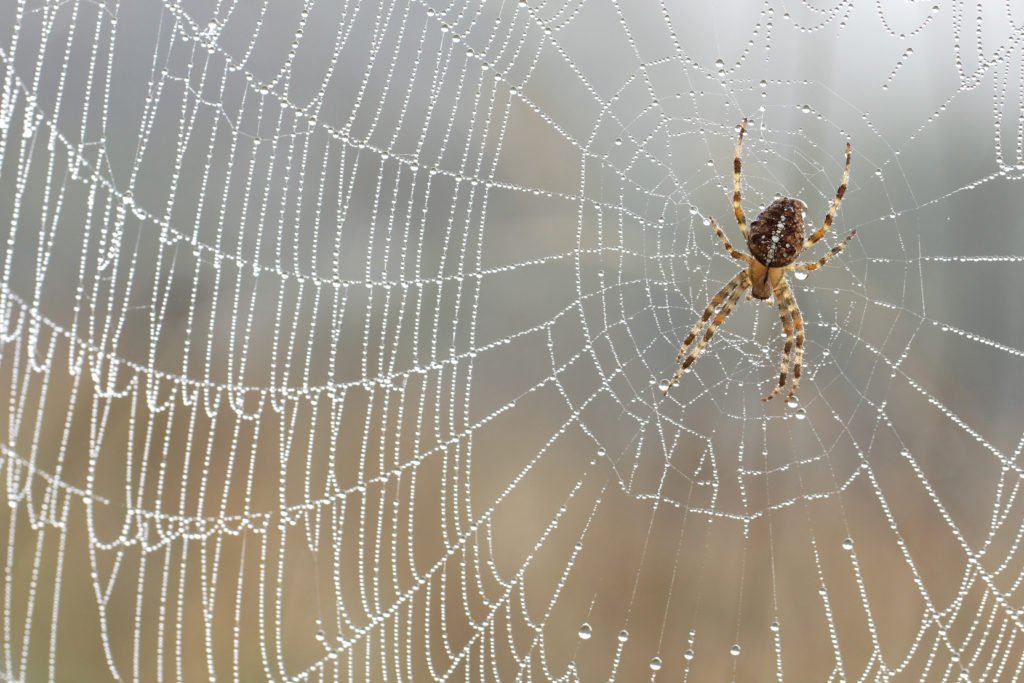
781 279 806 402
665 271 750 394
711 216 754 263
674 270 748 362
788 229 857 272
733 119 750 240
683 278 748 371
763 279 796 402
804 142 851 249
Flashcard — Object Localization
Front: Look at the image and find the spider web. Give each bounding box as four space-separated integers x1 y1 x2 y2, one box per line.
1 0 1024 680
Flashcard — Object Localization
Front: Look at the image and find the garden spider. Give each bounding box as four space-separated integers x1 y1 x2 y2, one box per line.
665 119 856 402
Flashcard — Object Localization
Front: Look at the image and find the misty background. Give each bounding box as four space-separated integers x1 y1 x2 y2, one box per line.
1 0 1022 680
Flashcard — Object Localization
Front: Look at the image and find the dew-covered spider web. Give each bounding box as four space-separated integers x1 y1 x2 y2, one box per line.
2 0 1024 680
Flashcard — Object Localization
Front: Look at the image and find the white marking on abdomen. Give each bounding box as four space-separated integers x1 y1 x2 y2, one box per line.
765 220 785 264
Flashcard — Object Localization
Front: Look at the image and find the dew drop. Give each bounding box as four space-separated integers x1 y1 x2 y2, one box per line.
649 656 662 671
793 271 808 280
578 623 592 639
683 648 695 661
730 643 741 656
842 538 854 550
617 629 629 642
794 408 807 420
770 620 780 632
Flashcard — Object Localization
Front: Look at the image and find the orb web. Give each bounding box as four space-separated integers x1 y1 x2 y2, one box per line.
1 0 1024 680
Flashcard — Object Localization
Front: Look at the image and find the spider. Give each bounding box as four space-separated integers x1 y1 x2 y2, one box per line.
665 119 856 402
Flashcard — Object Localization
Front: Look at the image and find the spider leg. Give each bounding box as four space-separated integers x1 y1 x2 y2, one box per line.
789 229 856 272
733 120 750 240
762 279 795 402
782 279 805 402
672 271 746 363
803 142 851 249
711 216 754 263
665 271 750 394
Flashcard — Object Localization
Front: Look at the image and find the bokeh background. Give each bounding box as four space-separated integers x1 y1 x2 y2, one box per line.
2 0 1024 680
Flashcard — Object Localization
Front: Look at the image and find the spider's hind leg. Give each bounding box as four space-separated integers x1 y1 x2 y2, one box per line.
733 120 750 240
789 229 856 273
711 216 754 263
804 142 851 249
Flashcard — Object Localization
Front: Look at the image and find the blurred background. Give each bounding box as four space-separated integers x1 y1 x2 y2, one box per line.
1 0 1023 680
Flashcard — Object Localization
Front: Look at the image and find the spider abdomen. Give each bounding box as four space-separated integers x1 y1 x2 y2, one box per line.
748 197 804 267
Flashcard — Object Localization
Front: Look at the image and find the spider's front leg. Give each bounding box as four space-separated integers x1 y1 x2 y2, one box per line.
783 281 806 402
762 278 804 402
665 271 750 394
763 280 795 402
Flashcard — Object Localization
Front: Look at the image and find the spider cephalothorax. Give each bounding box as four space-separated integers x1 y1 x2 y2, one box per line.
665 119 855 402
